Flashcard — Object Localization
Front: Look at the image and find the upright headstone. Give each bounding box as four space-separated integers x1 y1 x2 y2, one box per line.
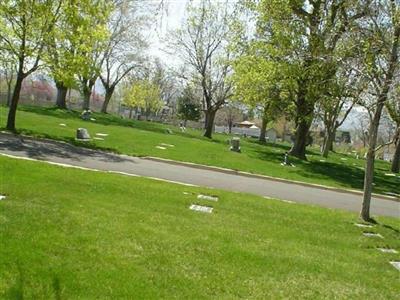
230 137 241 152
76 128 91 140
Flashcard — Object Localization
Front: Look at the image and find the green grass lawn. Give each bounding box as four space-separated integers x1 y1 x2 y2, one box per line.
0 156 399 299
0 105 399 196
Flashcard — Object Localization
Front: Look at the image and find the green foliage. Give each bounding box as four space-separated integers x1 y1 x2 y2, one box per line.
46 0 112 88
123 80 163 116
177 86 201 122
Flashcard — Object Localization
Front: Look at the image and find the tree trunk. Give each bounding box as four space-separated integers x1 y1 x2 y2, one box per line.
204 109 216 138
129 108 133 119
360 102 385 221
322 128 335 158
6 72 24 131
289 119 311 160
391 139 400 173
6 82 12 107
101 87 114 113
55 81 68 109
259 116 268 143
82 87 91 110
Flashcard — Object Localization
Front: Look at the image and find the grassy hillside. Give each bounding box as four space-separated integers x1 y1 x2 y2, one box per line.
0 105 398 196
0 156 399 298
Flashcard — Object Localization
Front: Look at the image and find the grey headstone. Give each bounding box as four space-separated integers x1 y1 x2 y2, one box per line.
230 137 241 152
76 128 90 140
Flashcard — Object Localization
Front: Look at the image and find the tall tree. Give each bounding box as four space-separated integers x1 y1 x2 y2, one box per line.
247 0 369 159
0 54 16 106
0 0 62 131
169 0 233 138
99 0 148 113
233 51 293 142
358 0 399 221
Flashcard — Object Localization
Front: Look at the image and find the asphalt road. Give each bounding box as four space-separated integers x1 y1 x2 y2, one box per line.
0 133 398 218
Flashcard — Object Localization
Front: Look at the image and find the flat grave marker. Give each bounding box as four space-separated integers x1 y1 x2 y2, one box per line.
377 248 398 254
0 195 6 201
363 232 383 238
354 223 374 228
156 146 167 150
389 261 400 271
189 204 213 213
197 194 219 201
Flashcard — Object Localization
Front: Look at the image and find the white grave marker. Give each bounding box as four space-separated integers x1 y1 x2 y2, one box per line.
377 248 398 254
156 146 166 150
96 133 108 137
363 232 383 238
354 223 374 228
389 261 400 271
0 195 5 201
189 204 213 213
197 194 219 201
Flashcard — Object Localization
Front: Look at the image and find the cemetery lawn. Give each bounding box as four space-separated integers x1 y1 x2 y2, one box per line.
0 156 399 299
0 105 398 196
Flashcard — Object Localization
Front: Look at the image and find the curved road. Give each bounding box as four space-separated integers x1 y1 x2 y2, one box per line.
0 133 398 218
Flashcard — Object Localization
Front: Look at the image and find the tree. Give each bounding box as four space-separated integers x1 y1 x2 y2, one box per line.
247 0 369 159
74 0 111 110
0 0 62 131
217 103 244 134
0 54 16 106
177 85 201 125
123 80 162 120
357 0 399 221
318 66 365 157
386 89 400 173
99 0 149 113
169 0 233 138
233 53 292 142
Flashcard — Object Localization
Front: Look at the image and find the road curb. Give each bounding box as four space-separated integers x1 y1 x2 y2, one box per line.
143 156 399 201
1 131 398 202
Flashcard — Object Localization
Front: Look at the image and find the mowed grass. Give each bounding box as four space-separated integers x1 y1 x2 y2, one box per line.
0 156 399 298
0 105 399 196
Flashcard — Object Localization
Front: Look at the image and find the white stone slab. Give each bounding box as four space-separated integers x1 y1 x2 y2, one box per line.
155 146 166 150
189 204 213 213
340 158 348 161
90 118 96 121
377 248 398 254
319 160 326 162
363 232 383 238
0 195 5 200
354 223 374 228
59 123 67 127
389 261 400 271
93 137 104 141
197 194 219 201
160 143 175 147
183 192 190 195
96 133 108 137
385 173 396 177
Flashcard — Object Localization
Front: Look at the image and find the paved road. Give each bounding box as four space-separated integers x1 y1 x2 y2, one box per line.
0 133 398 218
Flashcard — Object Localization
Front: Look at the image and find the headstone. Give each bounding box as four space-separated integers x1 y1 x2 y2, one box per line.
76 128 90 140
197 194 219 201
389 261 400 271
81 110 91 120
189 204 213 213
0 195 6 201
230 137 241 152
377 248 398 254
354 223 374 228
363 232 383 238
59 123 67 127
160 143 175 147
96 133 109 137
156 146 166 150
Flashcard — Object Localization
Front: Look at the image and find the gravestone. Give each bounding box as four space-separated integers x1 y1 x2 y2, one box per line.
197 194 219 201
0 195 6 201
76 128 90 140
230 137 241 152
377 248 398 254
363 232 383 238
189 204 213 213
81 110 91 120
